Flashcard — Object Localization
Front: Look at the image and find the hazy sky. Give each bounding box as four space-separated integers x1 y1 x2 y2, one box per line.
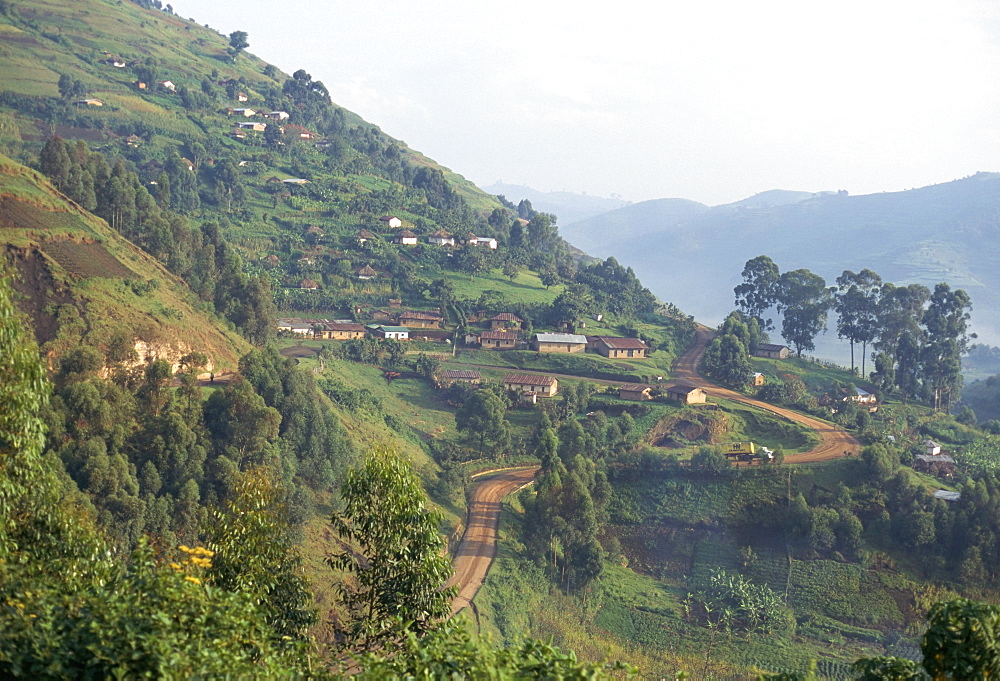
178 0 1000 206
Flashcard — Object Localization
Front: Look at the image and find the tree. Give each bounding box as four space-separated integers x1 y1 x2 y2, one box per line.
328 450 455 652
921 283 972 411
455 389 511 457
356 618 632 679
702 332 753 389
834 269 882 376
206 466 316 643
777 268 832 357
734 255 780 329
227 30 249 61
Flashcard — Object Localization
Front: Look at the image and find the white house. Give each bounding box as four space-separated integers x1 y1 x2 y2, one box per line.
157 80 176 92
231 108 256 117
470 236 498 249
395 229 418 245
379 216 403 228
266 111 290 120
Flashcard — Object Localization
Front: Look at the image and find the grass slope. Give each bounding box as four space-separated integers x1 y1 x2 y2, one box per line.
1 153 248 368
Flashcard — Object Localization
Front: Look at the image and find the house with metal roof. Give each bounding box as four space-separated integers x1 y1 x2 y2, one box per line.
503 372 559 397
532 333 587 353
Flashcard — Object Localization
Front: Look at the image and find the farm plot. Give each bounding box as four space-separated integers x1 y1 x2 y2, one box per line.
43 240 137 279
0 198 82 231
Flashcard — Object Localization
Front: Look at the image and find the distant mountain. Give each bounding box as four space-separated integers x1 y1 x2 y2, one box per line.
480 182 632 225
566 174 1000 348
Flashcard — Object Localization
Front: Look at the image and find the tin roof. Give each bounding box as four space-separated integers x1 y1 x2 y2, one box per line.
534 333 587 344
503 373 556 386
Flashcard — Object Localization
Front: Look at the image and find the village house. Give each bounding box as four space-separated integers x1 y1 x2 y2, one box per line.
282 178 309 185
277 319 314 336
157 80 176 92
754 343 790 359
299 278 319 290
75 99 104 107
532 332 587 353
490 313 523 330
371 309 394 322
665 383 708 405
395 229 418 246
368 325 409 341
230 108 257 117
355 264 378 280
845 387 877 404
321 322 366 340
619 384 654 401
237 121 266 132
379 216 403 228
913 453 956 478
503 372 559 398
753 373 766 387
469 236 498 249
266 111 290 120
479 330 519 350
438 369 481 388
236 91 248 102
398 310 443 329
427 229 455 246
357 229 376 246
590 336 649 359
136 81 147 90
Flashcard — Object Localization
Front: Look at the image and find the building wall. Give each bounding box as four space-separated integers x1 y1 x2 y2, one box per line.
620 389 652 401
505 381 558 396
534 341 585 353
329 330 365 340
599 347 646 358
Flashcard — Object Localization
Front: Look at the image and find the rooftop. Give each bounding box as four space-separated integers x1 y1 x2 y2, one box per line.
504 373 556 386
534 333 587 344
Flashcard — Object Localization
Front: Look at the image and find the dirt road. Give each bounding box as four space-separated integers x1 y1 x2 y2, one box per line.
448 467 539 615
675 325 859 462
447 326 859 614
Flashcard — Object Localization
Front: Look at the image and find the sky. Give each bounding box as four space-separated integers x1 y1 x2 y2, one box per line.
177 0 1000 206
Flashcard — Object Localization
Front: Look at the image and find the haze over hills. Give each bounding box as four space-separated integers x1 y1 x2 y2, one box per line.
479 182 632 226
560 174 1000 350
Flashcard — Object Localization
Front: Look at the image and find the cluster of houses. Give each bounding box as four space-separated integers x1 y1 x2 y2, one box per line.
462 315 651 358
356 218 498 250
437 367 711 407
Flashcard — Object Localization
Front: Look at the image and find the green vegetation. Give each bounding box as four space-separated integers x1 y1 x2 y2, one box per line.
2 1 999 676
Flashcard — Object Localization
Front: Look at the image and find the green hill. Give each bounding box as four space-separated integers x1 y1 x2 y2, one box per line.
0 152 249 369
563 174 1000 348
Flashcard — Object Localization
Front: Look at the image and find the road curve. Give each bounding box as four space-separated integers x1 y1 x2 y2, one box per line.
448 467 539 615
447 327 859 614
676 325 859 463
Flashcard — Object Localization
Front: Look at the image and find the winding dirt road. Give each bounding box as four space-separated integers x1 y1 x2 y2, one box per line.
447 326 860 614
448 467 539 615
675 325 860 463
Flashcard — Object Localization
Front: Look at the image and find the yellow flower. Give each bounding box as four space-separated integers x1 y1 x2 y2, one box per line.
169 562 182 571
184 575 202 585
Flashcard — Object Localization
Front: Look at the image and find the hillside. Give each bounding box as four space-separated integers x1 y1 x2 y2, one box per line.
3 1 1000 678
565 174 1000 346
0 153 249 370
0 0 507 299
